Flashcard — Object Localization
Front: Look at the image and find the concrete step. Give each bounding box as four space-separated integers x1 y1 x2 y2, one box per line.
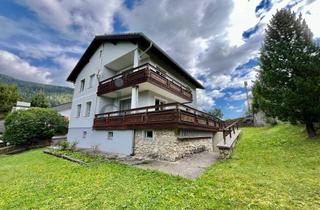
217 130 241 149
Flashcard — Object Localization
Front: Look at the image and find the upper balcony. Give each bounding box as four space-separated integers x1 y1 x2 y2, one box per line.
97 63 193 101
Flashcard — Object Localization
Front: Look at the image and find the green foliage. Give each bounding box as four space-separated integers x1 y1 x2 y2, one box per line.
253 9 320 137
58 140 78 151
0 83 20 114
48 149 106 163
3 108 68 145
0 73 73 107
207 108 223 119
31 92 49 108
58 140 70 150
0 125 320 208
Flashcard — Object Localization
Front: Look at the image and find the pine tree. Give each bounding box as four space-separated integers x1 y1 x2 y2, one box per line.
253 9 320 138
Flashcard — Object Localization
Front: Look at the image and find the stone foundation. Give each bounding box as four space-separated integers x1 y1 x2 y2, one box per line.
133 129 214 161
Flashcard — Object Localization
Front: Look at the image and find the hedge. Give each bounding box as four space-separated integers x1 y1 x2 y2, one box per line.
3 108 68 146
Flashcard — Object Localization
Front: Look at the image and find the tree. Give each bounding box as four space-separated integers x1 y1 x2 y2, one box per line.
0 83 20 115
31 91 49 108
207 108 223 119
253 9 320 138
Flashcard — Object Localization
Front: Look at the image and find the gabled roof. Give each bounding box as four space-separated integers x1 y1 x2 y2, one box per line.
66 33 204 89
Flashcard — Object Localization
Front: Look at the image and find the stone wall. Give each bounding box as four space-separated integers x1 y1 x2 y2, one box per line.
133 129 214 161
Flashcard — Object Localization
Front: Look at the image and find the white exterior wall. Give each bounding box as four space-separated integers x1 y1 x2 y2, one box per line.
68 42 137 154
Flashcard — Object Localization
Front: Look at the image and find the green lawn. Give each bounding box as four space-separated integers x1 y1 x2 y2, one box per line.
1 124 320 209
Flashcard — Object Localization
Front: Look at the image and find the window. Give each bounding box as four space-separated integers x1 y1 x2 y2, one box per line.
119 98 131 111
76 104 81 117
80 79 85 92
85 101 92 117
108 131 113 140
89 74 95 88
144 130 154 140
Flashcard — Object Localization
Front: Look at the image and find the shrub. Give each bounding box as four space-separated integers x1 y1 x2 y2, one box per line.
3 108 68 146
70 141 78 151
59 140 70 150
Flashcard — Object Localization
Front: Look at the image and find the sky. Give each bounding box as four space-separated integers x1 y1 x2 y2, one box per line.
0 0 319 119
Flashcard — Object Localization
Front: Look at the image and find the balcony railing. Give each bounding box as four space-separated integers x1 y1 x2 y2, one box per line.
97 63 193 101
93 103 224 131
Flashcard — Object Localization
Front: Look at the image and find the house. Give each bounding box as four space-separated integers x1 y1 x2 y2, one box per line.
52 102 72 119
66 33 237 161
11 101 31 112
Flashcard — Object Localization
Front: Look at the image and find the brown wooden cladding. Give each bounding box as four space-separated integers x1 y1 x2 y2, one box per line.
93 103 224 132
97 63 193 101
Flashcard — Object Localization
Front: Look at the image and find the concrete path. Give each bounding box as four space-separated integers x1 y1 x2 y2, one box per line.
136 151 219 179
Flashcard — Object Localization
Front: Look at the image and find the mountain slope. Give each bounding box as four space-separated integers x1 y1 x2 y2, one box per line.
0 73 73 107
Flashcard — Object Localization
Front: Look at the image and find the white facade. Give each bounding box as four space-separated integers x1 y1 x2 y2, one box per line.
67 39 199 155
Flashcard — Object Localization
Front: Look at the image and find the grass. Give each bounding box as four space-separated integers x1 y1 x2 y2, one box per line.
0 124 320 209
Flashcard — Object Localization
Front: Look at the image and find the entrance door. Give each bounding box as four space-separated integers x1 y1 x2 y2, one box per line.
155 98 166 111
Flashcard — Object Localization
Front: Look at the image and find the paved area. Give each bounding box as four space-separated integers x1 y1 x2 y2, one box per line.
136 152 220 179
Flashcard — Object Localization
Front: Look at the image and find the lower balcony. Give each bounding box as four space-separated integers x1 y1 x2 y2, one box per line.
93 103 224 131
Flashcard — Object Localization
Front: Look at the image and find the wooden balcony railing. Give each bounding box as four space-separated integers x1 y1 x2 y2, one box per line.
97 63 193 101
93 103 224 131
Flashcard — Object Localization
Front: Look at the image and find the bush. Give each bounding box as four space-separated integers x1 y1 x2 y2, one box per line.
59 140 70 150
3 108 68 146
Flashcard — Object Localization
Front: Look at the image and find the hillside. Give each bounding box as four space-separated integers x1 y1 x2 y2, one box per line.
0 74 73 107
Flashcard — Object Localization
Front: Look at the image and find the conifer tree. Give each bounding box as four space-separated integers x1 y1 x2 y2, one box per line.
253 9 320 138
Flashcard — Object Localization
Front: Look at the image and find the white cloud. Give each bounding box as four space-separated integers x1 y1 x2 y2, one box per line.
209 89 225 98
121 0 234 69
196 89 216 111
0 50 51 84
17 0 123 41
227 90 252 101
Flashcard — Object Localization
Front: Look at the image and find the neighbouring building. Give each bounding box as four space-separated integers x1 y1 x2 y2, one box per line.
66 33 238 161
11 101 31 112
52 102 72 119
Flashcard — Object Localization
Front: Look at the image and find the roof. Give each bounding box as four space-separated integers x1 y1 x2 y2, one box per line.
66 33 204 89
52 102 72 112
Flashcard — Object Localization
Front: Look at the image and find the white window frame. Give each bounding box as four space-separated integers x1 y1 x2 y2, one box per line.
119 97 131 111
84 101 92 117
144 130 154 140
76 104 81 117
80 79 85 92
89 74 95 88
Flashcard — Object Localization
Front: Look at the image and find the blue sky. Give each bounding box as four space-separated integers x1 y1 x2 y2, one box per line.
0 0 319 119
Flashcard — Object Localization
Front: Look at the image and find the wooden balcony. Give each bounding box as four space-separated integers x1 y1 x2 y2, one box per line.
93 103 224 131
97 63 193 101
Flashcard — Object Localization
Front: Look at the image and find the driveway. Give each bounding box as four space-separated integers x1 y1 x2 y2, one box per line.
136 152 219 179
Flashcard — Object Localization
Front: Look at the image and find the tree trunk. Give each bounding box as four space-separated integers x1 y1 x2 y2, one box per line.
306 121 317 138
